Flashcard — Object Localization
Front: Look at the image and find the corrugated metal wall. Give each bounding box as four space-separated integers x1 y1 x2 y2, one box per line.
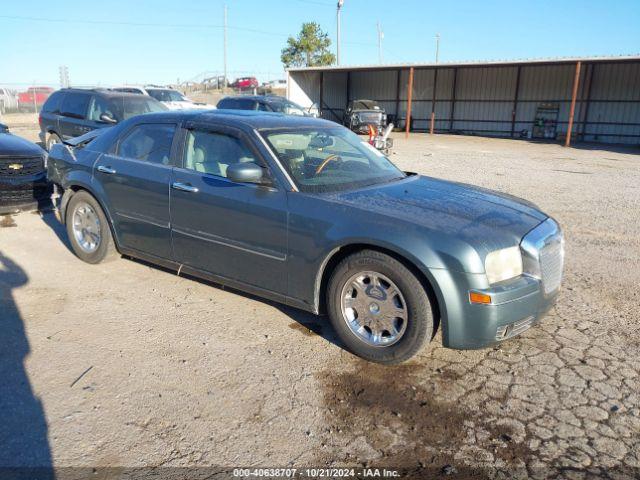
288 61 640 144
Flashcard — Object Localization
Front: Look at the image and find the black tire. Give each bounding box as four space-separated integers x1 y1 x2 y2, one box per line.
65 191 118 264
46 132 62 151
326 249 435 364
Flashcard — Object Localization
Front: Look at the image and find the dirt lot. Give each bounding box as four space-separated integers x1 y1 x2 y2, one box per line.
1 118 639 478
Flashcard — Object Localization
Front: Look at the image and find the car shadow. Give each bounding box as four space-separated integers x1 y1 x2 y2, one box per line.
38 209 72 253
124 256 344 351
0 251 54 479
39 209 345 353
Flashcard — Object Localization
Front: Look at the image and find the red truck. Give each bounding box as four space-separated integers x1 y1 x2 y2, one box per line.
18 86 54 112
230 77 259 90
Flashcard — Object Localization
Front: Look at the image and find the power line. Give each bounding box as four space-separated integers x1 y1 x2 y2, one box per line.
290 0 334 5
0 14 288 37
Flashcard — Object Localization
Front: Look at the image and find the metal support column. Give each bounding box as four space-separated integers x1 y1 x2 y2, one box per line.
346 71 351 104
405 67 414 138
580 63 595 141
449 67 457 132
394 69 402 123
565 61 582 147
319 71 324 119
430 68 438 134
510 66 522 138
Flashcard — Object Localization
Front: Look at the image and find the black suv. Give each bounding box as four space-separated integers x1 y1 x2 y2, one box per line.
39 88 166 150
217 95 311 116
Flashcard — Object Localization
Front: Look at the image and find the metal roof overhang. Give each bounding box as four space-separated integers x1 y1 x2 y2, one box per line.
287 55 640 73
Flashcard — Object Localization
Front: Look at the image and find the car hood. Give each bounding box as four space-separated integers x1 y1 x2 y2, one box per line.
0 132 45 158
326 174 546 253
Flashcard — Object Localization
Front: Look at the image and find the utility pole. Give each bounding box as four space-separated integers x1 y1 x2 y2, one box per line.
336 0 344 65
223 4 228 90
58 65 69 88
377 22 383 64
435 33 440 64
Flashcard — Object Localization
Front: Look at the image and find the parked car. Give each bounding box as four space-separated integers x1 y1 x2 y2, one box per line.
47 110 564 364
111 86 214 110
0 88 19 114
258 79 287 95
267 79 287 89
230 77 259 90
217 95 313 116
38 88 167 150
343 99 387 134
202 76 228 90
0 123 51 214
18 86 54 112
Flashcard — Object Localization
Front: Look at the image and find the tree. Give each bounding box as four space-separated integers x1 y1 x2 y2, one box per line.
281 22 336 68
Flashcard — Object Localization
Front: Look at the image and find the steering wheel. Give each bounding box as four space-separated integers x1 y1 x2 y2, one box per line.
315 154 341 175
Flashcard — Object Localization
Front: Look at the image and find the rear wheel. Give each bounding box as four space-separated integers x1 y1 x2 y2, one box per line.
65 191 117 264
46 132 61 151
326 249 435 364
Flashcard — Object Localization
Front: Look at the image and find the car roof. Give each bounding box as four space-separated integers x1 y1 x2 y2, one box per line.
59 88 144 99
129 109 337 130
220 95 287 103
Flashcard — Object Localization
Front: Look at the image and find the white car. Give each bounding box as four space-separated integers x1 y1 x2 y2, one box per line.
0 87 19 114
111 86 215 111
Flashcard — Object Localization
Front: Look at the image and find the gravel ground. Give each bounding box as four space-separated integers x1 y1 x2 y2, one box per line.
1 124 639 478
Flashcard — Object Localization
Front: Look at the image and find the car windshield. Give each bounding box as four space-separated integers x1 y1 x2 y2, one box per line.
268 100 306 116
262 127 405 193
146 89 186 102
110 96 167 120
352 100 379 110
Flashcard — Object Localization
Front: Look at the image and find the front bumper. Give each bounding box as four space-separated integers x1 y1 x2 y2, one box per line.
352 122 385 134
431 218 564 350
433 269 560 349
0 172 52 214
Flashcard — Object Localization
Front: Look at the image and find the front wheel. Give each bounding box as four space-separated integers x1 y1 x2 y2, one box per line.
65 191 118 264
326 250 435 364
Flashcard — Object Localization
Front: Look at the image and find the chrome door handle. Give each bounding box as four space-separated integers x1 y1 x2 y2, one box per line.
172 182 199 193
97 165 116 174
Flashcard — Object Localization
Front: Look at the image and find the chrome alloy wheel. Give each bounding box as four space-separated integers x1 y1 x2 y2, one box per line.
340 271 408 347
72 202 101 253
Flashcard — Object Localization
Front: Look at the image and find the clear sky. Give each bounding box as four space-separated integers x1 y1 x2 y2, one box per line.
2 0 639 87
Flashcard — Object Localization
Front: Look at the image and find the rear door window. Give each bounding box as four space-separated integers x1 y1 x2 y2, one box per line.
42 91 65 113
117 123 176 165
217 98 238 109
60 93 90 119
237 99 257 110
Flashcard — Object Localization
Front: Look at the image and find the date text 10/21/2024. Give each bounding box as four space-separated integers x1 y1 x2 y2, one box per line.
232 468 401 478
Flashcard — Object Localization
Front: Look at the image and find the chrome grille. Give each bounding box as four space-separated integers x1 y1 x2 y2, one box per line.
357 112 383 123
521 218 564 296
540 238 563 294
0 156 44 177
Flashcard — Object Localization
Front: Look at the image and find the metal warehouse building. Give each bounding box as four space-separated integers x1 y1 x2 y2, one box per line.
286 56 640 145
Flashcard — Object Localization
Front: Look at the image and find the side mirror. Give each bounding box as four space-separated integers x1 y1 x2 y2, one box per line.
99 113 117 124
226 162 264 184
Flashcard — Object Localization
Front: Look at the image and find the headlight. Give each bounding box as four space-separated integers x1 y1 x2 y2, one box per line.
352 115 360 125
485 246 523 284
